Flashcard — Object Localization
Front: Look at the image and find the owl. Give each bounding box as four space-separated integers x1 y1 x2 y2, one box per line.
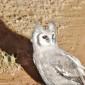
31 22 85 85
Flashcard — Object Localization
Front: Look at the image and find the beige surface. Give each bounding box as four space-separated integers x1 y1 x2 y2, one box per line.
0 69 40 85
0 0 85 85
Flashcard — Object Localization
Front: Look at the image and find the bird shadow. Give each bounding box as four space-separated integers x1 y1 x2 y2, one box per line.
0 19 45 84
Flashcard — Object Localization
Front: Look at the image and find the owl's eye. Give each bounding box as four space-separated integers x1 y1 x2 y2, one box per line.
52 34 55 39
42 35 49 40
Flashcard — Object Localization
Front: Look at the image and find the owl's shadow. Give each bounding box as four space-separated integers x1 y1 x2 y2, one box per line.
0 19 45 84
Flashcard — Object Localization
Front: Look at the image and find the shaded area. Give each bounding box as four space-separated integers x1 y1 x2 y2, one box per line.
0 19 45 85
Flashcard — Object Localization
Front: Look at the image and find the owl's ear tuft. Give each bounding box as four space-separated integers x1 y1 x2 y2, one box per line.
48 22 56 32
34 22 43 33
48 21 60 32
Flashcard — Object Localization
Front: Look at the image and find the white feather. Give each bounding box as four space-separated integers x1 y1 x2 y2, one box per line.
32 22 85 85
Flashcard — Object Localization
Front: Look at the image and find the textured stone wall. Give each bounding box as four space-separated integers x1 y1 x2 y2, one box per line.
0 0 85 85
0 0 85 64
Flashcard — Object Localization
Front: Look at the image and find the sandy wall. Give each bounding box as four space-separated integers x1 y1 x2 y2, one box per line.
0 0 85 85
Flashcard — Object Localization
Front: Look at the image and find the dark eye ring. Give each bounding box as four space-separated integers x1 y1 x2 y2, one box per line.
52 34 55 39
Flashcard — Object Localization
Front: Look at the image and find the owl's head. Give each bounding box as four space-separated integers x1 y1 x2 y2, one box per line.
32 22 57 48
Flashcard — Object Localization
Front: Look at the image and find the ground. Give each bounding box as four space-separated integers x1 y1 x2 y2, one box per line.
0 0 85 85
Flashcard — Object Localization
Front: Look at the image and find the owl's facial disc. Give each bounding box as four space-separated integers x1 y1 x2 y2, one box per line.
37 31 56 47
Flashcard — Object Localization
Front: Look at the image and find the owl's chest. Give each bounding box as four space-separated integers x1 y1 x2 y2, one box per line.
33 51 52 66
34 51 56 66
39 52 76 70
34 50 76 70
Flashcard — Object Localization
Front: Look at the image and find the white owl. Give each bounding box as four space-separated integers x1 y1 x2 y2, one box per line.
31 22 85 85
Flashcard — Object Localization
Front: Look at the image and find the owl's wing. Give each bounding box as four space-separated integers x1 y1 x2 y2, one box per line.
63 50 85 70
61 49 85 75
54 64 84 84
53 49 85 84
41 63 80 85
